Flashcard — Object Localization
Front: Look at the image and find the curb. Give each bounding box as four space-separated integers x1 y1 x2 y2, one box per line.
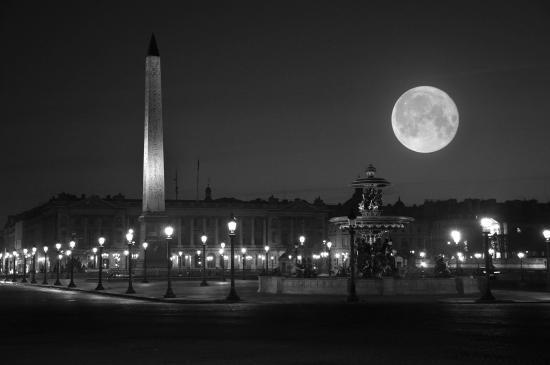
1 280 239 305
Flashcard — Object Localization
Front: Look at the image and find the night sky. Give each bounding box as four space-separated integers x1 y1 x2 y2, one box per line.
2 1 550 224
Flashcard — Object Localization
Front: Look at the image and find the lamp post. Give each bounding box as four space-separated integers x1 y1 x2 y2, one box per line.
54 243 62 286
67 240 76 288
164 226 175 298
31 246 37 284
226 215 240 301
327 241 333 276
451 230 461 275
299 235 305 271
479 218 496 301
125 229 135 294
474 253 482 270
92 247 98 268
220 242 226 281
346 211 359 302
241 247 247 280
42 246 49 284
264 245 270 275
517 252 525 282
21 248 28 283
12 251 18 282
200 233 208 286
543 229 550 291
95 237 105 290
178 251 183 276
142 242 149 283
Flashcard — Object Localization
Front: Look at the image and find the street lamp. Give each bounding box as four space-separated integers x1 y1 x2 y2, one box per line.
220 242 226 281
142 242 149 283
54 243 62 286
347 209 359 303
517 252 525 282
92 247 98 269
474 252 482 270
264 245 270 275
21 248 28 283
125 229 135 294
42 246 49 284
178 251 183 276
12 251 18 282
200 233 208 286
479 217 496 301
226 215 240 301
451 230 462 275
67 240 76 288
31 246 37 284
95 237 105 290
543 229 550 291
327 241 333 276
164 226 176 298
241 247 247 280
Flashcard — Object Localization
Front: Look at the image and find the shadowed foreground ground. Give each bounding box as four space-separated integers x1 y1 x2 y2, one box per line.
0 282 549 364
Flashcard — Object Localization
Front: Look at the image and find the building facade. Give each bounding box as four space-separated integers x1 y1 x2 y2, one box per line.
2 191 330 273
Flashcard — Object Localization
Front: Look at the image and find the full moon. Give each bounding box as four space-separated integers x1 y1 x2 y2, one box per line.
391 86 459 153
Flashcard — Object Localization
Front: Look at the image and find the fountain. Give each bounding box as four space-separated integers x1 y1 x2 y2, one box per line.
258 165 480 297
329 164 414 278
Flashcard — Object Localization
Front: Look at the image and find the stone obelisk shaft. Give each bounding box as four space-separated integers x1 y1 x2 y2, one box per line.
142 35 165 213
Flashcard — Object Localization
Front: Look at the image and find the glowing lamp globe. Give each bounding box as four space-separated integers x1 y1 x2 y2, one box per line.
201 234 208 244
142 242 148 250
69 240 76 249
43 246 48 253
543 229 550 241
98 237 106 246
450 230 461 244
227 217 237 235
164 226 174 237
55 243 62 251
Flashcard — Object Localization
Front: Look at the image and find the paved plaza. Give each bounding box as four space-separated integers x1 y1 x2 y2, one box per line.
1 280 550 364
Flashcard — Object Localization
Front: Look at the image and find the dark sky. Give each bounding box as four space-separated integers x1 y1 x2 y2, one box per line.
2 0 550 223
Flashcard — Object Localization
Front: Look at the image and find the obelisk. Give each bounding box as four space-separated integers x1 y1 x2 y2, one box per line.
142 33 165 214
139 34 167 267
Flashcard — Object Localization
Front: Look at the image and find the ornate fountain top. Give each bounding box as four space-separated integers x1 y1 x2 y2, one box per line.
351 164 390 189
331 164 414 232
